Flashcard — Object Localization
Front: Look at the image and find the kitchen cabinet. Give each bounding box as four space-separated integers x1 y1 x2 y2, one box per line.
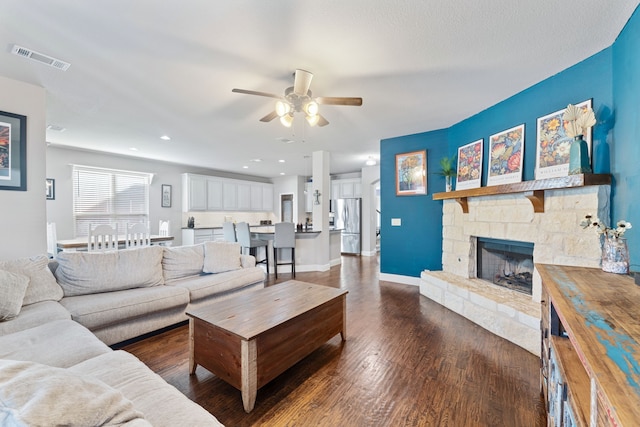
331 178 362 199
538 264 640 426
182 228 223 245
331 182 340 200
182 173 274 212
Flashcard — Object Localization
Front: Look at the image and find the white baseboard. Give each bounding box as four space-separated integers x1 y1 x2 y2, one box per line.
361 250 378 256
378 273 420 286
330 258 342 267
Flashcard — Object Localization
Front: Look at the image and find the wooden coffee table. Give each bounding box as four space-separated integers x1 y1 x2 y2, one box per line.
186 280 348 412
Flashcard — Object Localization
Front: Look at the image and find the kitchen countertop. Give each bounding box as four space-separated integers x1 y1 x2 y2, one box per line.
183 225 342 233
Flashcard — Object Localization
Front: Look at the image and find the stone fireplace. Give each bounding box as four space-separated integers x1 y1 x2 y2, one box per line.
420 184 610 354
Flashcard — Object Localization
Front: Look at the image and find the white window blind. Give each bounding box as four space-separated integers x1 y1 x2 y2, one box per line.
72 165 152 237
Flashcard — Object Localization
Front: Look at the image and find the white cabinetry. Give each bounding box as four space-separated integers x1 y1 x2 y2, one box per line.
331 178 362 199
182 228 223 245
182 173 274 212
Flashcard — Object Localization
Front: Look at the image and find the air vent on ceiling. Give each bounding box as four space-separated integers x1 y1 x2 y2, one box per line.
46 124 66 132
11 44 71 71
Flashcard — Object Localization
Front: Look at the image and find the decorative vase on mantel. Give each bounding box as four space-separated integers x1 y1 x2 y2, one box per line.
568 135 592 175
601 235 630 274
445 175 453 192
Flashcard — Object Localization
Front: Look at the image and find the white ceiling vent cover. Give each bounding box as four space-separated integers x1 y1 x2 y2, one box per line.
11 45 71 71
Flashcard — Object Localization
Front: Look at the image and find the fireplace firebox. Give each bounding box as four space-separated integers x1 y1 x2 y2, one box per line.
476 237 534 295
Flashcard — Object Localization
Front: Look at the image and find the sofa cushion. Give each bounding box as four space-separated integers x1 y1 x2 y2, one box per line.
162 244 204 282
203 241 242 274
0 301 71 337
0 319 111 368
0 255 63 305
0 270 29 321
171 266 265 302
60 286 189 330
0 359 150 427
69 351 223 427
55 246 165 296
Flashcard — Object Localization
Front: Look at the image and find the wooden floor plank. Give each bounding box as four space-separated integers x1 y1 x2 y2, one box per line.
122 255 545 426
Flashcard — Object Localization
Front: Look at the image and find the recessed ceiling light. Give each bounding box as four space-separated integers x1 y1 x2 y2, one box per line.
279 159 285 163
250 158 262 162
160 135 171 141
129 147 139 151
242 165 249 169
280 172 285 175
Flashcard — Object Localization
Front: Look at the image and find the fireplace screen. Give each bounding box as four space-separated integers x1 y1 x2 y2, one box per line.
476 237 534 295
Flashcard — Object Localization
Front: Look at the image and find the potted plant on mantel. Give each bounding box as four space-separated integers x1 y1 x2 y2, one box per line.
437 155 457 192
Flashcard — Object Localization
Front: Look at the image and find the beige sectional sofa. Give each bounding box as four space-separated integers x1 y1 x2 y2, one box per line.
0 241 266 426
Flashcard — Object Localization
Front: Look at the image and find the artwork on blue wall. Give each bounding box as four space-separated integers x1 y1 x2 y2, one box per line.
487 124 525 186
535 99 592 180
395 150 426 195
456 139 483 190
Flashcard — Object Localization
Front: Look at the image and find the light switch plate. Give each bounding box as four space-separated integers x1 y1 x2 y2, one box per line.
391 218 401 226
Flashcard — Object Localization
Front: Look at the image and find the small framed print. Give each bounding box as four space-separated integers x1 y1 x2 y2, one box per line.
396 150 427 195
487 124 525 186
455 139 483 190
161 184 172 208
535 99 592 180
46 178 55 200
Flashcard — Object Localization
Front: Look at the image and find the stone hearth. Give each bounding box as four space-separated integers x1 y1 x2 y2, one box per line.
421 184 610 354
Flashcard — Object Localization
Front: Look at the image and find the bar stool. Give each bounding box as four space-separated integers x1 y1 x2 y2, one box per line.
222 221 237 242
273 222 295 279
235 222 269 274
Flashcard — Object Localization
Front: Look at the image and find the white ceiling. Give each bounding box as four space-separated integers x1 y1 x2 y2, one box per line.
0 1 637 178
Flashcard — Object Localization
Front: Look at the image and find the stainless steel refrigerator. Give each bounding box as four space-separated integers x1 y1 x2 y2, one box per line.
335 198 361 254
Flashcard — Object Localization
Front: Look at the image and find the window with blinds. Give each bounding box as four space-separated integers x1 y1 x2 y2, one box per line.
72 165 152 237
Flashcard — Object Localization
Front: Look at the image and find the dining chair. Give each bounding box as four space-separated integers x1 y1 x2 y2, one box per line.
222 221 237 242
125 222 151 248
273 222 295 279
158 219 171 237
88 224 118 252
235 222 269 274
46 222 58 258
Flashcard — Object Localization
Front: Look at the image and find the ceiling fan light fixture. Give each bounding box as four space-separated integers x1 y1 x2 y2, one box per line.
306 114 320 127
280 114 294 128
304 101 319 116
275 101 291 117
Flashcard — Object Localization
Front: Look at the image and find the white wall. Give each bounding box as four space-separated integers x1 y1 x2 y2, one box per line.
271 175 306 225
361 165 380 256
0 76 46 260
46 145 271 245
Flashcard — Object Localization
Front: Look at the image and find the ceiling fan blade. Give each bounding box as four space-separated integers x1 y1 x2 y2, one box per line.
232 88 283 100
316 97 363 106
259 111 278 122
317 114 329 127
293 69 313 96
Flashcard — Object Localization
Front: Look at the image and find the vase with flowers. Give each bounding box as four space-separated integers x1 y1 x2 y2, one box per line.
581 214 632 274
437 155 457 192
563 104 596 175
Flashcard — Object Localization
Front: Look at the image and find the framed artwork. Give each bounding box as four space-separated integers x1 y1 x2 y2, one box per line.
455 139 483 190
161 184 172 207
396 150 427 195
46 178 55 200
535 99 592 180
0 110 27 191
487 124 525 186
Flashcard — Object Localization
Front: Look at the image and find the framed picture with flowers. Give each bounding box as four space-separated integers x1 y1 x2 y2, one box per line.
455 139 483 190
535 99 592 180
395 150 427 195
486 124 524 186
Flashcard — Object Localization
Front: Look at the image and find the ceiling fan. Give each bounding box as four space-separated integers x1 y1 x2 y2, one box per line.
232 69 362 128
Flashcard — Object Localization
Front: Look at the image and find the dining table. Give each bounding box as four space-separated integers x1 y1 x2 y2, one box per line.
56 235 174 252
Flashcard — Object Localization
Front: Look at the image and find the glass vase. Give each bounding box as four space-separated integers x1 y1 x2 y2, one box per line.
445 175 453 192
601 235 630 274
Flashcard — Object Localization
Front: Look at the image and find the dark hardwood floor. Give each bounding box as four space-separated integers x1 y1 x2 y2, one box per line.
122 255 546 426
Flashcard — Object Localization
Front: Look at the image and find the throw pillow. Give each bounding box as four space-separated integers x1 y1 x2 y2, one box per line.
162 243 205 282
0 359 150 426
0 269 29 321
203 241 242 274
0 255 63 306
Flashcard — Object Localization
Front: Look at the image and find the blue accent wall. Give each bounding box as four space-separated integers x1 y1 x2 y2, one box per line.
612 6 640 272
380 5 640 277
380 129 448 276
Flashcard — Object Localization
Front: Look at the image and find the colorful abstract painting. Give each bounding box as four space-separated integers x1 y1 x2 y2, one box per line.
0 122 10 179
487 124 524 186
535 99 592 180
396 150 426 195
455 139 483 190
